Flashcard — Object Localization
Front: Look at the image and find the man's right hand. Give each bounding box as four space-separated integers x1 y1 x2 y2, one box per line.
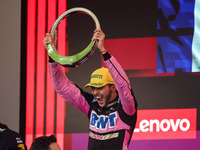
43 31 57 48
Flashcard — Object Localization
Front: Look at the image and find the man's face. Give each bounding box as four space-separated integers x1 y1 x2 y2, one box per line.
91 84 116 108
49 142 61 150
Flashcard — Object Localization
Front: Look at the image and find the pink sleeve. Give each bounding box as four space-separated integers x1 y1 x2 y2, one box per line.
48 62 90 114
104 56 136 115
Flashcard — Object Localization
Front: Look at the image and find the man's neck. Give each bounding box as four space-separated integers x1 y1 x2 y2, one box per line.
108 92 118 104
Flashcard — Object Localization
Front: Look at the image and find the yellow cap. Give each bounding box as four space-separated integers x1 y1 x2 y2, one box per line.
84 67 115 88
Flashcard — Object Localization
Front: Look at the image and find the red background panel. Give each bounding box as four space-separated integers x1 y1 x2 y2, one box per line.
104 37 157 70
46 0 57 137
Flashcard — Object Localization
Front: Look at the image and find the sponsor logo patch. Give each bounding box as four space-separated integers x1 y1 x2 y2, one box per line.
90 111 117 130
132 108 197 140
89 131 119 140
0 128 6 132
18 144 26 150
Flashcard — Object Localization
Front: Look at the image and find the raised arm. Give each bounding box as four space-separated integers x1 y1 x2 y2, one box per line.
104 54 136 115
48 62 91 114
92 29 136 115
44 33 91 114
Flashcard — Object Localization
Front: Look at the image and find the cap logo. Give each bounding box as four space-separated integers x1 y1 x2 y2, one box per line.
91 74 103 79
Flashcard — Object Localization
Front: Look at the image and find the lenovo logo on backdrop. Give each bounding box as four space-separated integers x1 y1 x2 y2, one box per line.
132 108 197 140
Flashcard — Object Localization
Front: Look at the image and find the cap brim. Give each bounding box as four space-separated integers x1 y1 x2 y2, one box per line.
84 83 92 88
84 82 114 88
84 83 105 88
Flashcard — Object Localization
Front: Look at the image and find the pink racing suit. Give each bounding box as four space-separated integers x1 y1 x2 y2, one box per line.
48 52 137 150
